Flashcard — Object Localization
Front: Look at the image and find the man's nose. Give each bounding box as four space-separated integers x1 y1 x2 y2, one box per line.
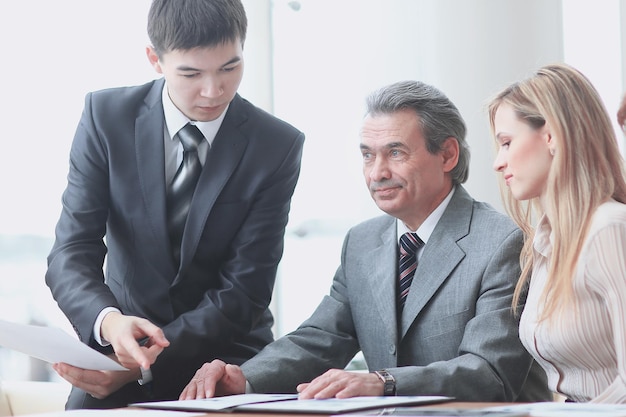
368 157 390 181
201 78 223 98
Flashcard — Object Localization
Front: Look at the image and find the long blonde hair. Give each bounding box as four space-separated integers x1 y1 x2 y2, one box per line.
487 63 626 319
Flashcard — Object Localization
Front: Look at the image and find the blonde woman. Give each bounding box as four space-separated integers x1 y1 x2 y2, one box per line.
488 63 626 403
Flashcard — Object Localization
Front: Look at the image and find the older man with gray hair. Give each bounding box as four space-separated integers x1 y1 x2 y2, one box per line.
181 80 550 402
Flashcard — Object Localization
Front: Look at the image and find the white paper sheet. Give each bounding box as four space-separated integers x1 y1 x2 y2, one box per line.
133 394 452 414
131 393 299 411
0 319 127 371
238 395 452 414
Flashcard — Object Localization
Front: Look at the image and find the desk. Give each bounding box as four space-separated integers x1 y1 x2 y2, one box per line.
139 401 626 417
126 402 529 417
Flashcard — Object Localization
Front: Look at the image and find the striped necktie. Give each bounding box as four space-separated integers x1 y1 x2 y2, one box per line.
167 123 204 264
398 232 424 312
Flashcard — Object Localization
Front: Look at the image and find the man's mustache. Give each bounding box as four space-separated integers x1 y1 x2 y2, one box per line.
369 180 402 192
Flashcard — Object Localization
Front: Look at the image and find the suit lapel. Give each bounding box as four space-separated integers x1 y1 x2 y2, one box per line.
365 219 400 342
135 79 176 277
399 186 473 338
176 96 250 277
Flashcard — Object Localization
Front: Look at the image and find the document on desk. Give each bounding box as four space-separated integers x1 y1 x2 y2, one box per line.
131 393 299 412
0 319 127 371
237 395 452 414
132 395 451 414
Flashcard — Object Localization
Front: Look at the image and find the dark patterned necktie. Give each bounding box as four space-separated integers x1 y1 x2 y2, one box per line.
167 123 204 264
398 232 424 312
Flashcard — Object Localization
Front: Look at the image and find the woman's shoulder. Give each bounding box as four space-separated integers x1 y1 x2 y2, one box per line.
594 199 626 218
589 200 626 233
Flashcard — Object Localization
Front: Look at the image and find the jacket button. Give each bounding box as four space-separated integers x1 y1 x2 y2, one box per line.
389 344 396 355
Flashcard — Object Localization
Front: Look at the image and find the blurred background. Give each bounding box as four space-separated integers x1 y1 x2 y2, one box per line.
0 0 624 381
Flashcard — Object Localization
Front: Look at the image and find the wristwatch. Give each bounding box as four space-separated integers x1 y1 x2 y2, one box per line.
373 369 396 396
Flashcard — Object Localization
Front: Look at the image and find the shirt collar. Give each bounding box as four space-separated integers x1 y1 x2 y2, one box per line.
533 213 553 258
161 82 228 146
397 186 456 245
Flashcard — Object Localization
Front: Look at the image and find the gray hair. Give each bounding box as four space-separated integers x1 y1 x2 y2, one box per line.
365 80 470 184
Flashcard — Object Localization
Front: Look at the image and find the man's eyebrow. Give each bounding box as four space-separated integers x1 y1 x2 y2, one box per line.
222 56 241 67
176 57 241 72
176 65 201 72
359 142 406 150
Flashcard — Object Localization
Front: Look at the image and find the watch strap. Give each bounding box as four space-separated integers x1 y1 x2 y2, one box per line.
373 369 396 396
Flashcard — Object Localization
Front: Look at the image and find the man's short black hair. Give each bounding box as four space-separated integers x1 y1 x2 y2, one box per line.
148 0 247 57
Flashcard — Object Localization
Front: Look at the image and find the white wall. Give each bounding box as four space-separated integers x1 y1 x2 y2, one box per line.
270 0 626 336
270 0 564 335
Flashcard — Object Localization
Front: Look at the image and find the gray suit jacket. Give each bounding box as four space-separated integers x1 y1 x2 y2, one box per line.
46 79 304 408
242 186 550 402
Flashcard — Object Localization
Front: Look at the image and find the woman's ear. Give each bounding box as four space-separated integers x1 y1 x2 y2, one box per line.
543 123 555 156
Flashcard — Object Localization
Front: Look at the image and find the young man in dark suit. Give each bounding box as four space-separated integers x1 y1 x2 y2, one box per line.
46 0 304 409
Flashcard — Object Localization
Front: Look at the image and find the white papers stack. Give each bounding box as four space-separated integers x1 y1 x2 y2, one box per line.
132 394 452 414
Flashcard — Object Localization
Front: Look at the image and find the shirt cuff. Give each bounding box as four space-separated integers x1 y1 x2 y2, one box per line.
93 307 121 346
245 381 254 394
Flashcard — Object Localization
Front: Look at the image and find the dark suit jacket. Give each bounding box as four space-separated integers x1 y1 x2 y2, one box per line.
242 186 550 402
45 78 304 408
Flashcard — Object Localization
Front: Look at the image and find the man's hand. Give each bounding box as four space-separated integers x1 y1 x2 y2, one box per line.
296 369 383 399
179 360 246 399
101 311 169 370
52 362 140 399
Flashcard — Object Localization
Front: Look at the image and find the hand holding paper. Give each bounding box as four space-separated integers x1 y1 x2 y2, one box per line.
0 319 127 371
53 362 140 400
